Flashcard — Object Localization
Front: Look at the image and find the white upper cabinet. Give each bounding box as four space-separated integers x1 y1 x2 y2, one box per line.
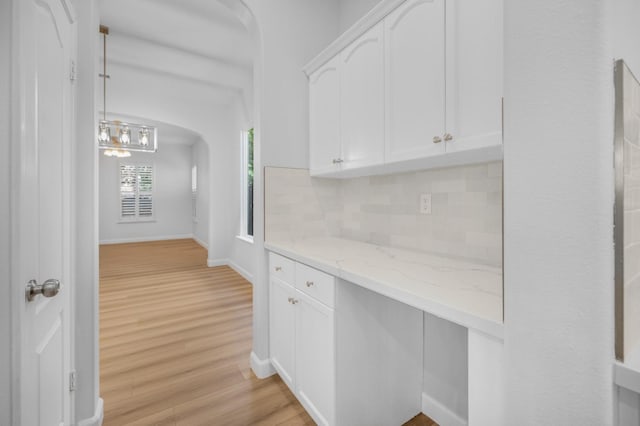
385 0 446 163
340 23 385 171
446 0 503 152
309 56 341 175
304 0 503 177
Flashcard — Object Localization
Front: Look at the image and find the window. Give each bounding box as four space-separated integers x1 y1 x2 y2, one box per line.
191 165 197 220
240 128 254 239
120 164 154 221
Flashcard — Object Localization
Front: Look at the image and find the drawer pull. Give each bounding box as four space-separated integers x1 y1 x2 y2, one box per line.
275 266 282 272
306 281 314 287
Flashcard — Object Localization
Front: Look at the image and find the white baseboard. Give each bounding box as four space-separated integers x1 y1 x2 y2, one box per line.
100 234 194 245
422 392 467 426
192 235 208 249
207 258 228 267
228 259 254 284
77 398 104 426
250 351 276 379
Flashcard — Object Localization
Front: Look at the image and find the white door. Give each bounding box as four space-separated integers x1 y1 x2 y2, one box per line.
309 56 341 176
340 22 385 171
384 0 446 162
13 0 76 425
269 278 296 391
295 291 334 426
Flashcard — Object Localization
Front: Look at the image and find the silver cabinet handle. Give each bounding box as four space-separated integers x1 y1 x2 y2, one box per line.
433 136 442 144
444 133 453 141
287 297 293 303
275 266 282 272
306 281 314 287
25 279 60 302
332 158 344 164
292 299 299 305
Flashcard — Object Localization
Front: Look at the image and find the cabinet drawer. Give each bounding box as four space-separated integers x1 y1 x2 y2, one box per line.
295 262 335 308
269 252 295 285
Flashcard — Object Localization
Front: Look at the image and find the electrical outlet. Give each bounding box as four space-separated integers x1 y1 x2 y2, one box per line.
420 193 432 215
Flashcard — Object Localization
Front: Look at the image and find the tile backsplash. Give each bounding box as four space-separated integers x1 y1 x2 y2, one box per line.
265 162 503 266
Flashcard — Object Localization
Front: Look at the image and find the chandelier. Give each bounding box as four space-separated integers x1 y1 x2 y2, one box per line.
98 25 157 157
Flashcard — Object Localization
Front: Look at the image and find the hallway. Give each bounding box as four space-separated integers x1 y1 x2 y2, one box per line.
99 239 313 425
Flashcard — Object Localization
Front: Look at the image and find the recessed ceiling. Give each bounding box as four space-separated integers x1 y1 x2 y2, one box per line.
100 0 252 68
98 0 253 126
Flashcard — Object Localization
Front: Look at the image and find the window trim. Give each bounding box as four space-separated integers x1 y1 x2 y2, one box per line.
118 161 155 223
191 164 198 222
239 129 254 242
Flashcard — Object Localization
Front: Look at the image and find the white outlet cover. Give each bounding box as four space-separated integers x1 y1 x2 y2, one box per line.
420 193 432 215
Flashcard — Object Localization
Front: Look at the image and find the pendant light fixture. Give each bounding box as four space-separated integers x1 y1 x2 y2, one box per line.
98 25 158 157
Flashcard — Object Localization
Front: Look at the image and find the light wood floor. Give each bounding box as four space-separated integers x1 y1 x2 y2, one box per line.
100 239 437 426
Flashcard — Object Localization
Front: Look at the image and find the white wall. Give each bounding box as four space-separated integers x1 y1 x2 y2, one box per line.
243 0 341 369
614 0 640 79
504 0 614 423
0 1 12 424
338 0 382 33
192 139 210 248
423 313 468 421
99 145 193 244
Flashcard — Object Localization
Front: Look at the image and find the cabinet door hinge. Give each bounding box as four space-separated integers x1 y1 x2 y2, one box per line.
70 60 77 82
69 371 77 391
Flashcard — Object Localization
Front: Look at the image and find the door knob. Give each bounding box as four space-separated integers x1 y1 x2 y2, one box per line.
332 158 344 164
25 279 60 302
433 136 442 144
306 281 314 287
444 133 453 141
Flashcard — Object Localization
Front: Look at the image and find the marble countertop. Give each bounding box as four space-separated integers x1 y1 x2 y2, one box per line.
264 237 504 339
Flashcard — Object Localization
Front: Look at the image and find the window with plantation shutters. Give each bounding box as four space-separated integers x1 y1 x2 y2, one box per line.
120 164 154 221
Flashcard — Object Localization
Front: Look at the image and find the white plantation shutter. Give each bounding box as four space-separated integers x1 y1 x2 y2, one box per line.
120 164 154 220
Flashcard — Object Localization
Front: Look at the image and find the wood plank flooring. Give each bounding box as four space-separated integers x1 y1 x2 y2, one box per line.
100 239 437 426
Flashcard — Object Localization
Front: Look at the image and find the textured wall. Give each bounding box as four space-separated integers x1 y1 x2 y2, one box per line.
503 0 614 423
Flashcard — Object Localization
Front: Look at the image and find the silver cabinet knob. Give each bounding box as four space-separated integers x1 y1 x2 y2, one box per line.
332 158 344 164
433 136 442 144
275 266 282 272
287 297 293 303
306 281 314 287
292 299 299 305
444 133 453 141
25 279 60 302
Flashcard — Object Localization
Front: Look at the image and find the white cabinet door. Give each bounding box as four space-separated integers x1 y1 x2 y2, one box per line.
445 0 503 152
385 0 446 163
310 56 341 175
270 278 296 391
295 291 335 426
340 22 385 170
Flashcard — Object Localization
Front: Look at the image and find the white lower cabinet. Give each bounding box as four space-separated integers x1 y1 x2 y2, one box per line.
269 251 423 426
295 291 335 425
269 277 296 390
269 253 335 426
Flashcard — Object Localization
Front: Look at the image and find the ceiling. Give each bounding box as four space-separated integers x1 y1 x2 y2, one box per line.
98 0 253 130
